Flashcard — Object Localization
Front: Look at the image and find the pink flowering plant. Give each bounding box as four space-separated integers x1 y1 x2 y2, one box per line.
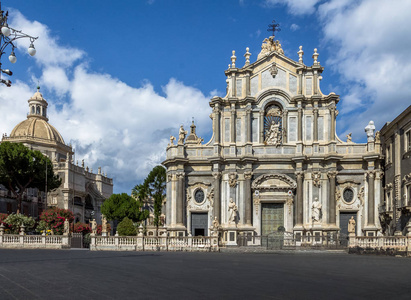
39 207 74 235
73 222 91 234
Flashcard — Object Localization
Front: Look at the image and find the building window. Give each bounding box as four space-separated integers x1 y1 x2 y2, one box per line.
264 104 282 146
343 188 354 204
194 189 205 204
406 130 411 152
386 144 391 164
36 106 40 115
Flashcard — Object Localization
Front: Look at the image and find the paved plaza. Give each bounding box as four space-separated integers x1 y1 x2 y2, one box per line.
0 249 410 299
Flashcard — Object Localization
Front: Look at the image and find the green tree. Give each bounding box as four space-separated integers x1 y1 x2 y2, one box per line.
101 193 148 222
142 165 166 233
117 217 136 236
0 142 61 213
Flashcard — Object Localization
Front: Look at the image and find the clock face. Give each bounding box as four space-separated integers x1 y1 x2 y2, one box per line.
343 188 354 203
194 189 204 204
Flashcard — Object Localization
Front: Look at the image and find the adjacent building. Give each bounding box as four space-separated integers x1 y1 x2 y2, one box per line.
379 105 411 235
163 35 384 244
0 87 113 223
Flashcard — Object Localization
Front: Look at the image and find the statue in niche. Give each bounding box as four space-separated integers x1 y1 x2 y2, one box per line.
311 198 322 223
348 216 356 233
178 125 187 144
228 198 238 224
265 121 280 146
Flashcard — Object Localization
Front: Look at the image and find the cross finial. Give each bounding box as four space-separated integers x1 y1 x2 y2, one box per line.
267 19 281 38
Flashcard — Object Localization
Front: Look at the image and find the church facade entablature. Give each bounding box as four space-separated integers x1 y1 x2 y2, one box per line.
163 34 384 241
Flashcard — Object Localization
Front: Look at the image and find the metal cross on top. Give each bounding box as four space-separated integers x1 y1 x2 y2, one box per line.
267 20 281 37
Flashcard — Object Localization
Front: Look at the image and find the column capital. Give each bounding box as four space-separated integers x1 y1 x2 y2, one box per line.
176 172 185 179
246 107 252 114
244 171 253 180
366 170 376 179
229 172 237 187
212 172 222 179
295 171 305 179
327 171 338 179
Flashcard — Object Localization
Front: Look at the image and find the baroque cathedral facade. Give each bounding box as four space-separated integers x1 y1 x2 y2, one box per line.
1 88 113 223
163 35 384 243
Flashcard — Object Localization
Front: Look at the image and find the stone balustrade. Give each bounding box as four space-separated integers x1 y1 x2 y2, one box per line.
0 234 70 249
90 235 219 252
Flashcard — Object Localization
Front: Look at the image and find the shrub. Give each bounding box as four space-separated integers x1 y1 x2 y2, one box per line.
40 207 74 235
0 213 10 230
4 213 35 234
74 222 91 234
117 217 136 236
277 226 286 232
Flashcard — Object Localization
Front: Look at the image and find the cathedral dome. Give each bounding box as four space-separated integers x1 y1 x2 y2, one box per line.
8 87 65 145
10 118 65 144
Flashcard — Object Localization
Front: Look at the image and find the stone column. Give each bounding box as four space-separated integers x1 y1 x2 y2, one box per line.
244 171 253 226
297 107 303 142
327 171 337 225
282 109 288 144
313 107 318 142
259 110 264 143
295 171 304 225
245 73 250 97
367 171 375 226
231 106 236 143
212 172 221 223
330 106 336 141
176 172 185 226
246 107 252 143
313 70 318 95
298 70 303 95
214 106 220 144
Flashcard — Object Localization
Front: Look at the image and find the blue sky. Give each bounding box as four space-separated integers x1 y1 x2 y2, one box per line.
0 0 410 194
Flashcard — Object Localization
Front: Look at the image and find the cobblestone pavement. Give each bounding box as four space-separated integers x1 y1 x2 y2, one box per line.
0 249 410 300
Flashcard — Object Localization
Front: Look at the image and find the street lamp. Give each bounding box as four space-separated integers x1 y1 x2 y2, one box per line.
0 1 38 87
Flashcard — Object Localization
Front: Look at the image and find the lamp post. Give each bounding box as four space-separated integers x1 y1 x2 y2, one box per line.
0 1 38 87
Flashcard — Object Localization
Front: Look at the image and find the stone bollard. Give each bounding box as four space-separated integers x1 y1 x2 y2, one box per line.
0 223 4 236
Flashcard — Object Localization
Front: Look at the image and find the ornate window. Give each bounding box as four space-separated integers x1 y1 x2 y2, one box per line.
264 104 282 146
343 188 354 204
194 189 205 204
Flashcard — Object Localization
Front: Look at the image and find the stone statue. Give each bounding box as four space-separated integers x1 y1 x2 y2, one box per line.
365 120 375 142
265 121 280 146
346 133 352 143
169 135 176 146
228 198 238 224
102 216 107 234
348 216 356 233
90 219 97 235
375 131 381 143
311 198 322 222
64 219 70 235
178 125 187 144
212 217 220 230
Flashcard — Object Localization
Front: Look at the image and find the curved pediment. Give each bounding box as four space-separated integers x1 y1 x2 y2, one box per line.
252 173 297 191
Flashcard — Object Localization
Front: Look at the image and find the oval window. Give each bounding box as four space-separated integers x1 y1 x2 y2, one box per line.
194 189 205 204
343 188 354 203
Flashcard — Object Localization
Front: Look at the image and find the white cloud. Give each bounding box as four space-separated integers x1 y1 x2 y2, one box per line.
0 11 212 193
318 0 411 140
290 24 300 31
9 9 84 68
265 0 320 15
